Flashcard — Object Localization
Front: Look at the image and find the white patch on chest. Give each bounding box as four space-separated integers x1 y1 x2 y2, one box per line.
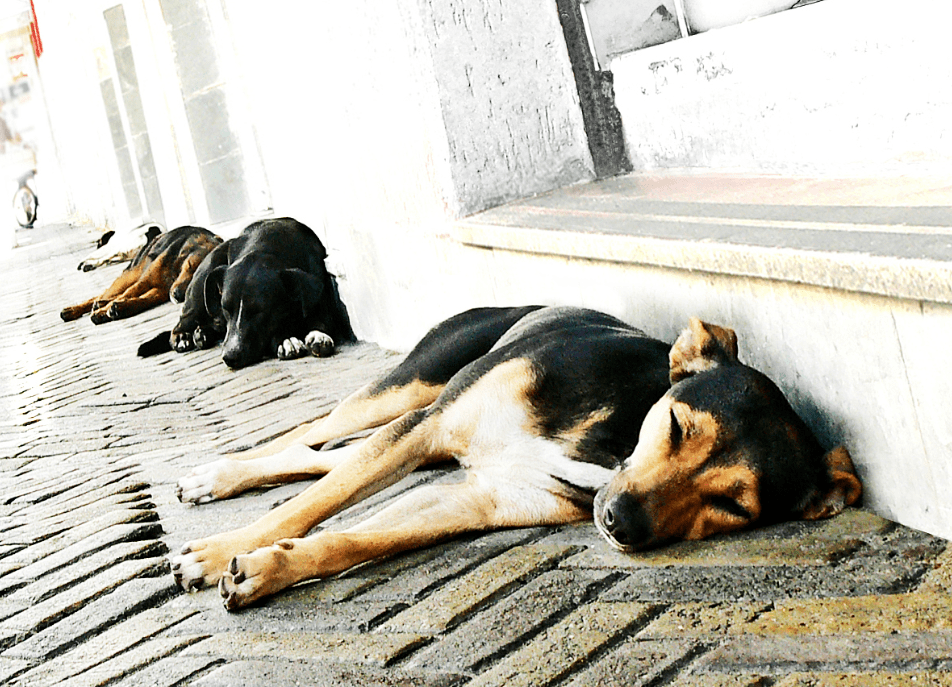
438 359 617 492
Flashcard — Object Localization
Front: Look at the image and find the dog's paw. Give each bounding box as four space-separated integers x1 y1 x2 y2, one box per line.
305 331 335 358
193 324 220 350
276 337 308 360
170 534 242 592
172 329 194 352
90 307 111 325
106 301 126 320
219 540 296 611
176 458 247 503
60 307 82 322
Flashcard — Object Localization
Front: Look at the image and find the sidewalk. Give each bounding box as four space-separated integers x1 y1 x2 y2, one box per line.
0 221 950 686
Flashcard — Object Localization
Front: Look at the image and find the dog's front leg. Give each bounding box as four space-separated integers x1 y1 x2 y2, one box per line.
171 409 435 590
218 474 589 610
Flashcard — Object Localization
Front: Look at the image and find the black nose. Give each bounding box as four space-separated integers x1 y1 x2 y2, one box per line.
222 349 248 369
601 492 653 549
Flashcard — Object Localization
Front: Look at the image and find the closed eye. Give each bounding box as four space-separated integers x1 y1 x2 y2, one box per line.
710 496 751 520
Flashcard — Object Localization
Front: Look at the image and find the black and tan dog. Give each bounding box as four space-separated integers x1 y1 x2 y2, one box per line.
169 306 862 610
61 225 221 324
138 217 353 369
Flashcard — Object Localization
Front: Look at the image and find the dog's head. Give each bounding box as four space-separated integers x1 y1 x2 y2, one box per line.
206 261 326 369
77 223 163 271
593 318 861 552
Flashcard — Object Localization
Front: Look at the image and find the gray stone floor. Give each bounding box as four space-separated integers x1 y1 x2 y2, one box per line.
1 222 951 686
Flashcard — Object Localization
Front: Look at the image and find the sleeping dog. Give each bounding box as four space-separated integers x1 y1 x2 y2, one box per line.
138 217 353 369
169 306 862 610
61 225 221 324
76 222 163 272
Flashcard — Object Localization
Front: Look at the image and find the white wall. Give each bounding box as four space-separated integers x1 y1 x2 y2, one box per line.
33 2 123 228
33 0 592 344
221 0 592 345
611 0 952 175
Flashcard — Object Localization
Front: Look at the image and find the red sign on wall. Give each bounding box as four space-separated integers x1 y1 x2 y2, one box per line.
30 0 42 58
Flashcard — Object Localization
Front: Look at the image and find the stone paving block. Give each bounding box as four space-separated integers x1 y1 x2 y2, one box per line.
0 557 168 649
2 573 177 661
109 655 224 687
0 467 98 505
406 568 613 673
774 671 952 686
0 544 22 558
0 656 31 684
357 527 546 603
918 543 952 595
561 533 861 570
8 539 167 604
637 602 771 638
0 511 162 569
25 473 148 512
5 605 198 686
694 633 952 674
171 598 400 635
38 634 207 687
666 674 769 687
184 631 428 667
25 488 150 521
561 637 696 687
744 593 952 635
602 560 924 603
1 495 153 546
377 544 576 635
192 658 464 687
465 602 658 687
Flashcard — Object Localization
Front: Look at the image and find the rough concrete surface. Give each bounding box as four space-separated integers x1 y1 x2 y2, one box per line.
0 222 950 685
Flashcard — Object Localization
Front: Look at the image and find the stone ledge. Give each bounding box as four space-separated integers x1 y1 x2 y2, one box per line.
454 173 952 305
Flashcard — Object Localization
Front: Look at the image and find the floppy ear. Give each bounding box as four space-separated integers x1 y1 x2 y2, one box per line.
96 230 115 249
204 266 227 318
799 446 863 520
281 268 324 319
145 224 162 242
669 317 740 383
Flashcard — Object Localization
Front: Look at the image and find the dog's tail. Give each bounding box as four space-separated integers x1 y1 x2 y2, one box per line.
138 331 172 357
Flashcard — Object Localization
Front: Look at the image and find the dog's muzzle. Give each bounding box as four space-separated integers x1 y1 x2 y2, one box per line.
593 487 654 552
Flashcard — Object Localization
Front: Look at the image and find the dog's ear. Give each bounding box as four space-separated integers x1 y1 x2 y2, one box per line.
97 230 115 249
669 317 739 383
798 446 863 520
145 224 162 242
204 266 227 318
281 268 324 319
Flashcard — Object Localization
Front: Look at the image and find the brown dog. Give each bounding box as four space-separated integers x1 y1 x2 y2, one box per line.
61 226 221 324
169 306 862 610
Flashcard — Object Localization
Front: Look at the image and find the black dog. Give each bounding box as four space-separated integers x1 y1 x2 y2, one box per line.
138 218 353 368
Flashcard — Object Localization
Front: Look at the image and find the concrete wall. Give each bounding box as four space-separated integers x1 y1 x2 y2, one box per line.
611 0 952 175
32 0 592 343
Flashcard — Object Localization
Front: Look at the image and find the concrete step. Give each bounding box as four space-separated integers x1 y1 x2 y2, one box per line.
456 172 952 305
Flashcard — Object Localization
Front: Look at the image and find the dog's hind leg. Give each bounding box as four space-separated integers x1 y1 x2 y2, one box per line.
217 470 589 610
61 266 143 321
227 379 445 461
99 286 171 322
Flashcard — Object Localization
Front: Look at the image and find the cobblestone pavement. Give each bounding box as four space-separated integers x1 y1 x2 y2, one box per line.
1 222 951 686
